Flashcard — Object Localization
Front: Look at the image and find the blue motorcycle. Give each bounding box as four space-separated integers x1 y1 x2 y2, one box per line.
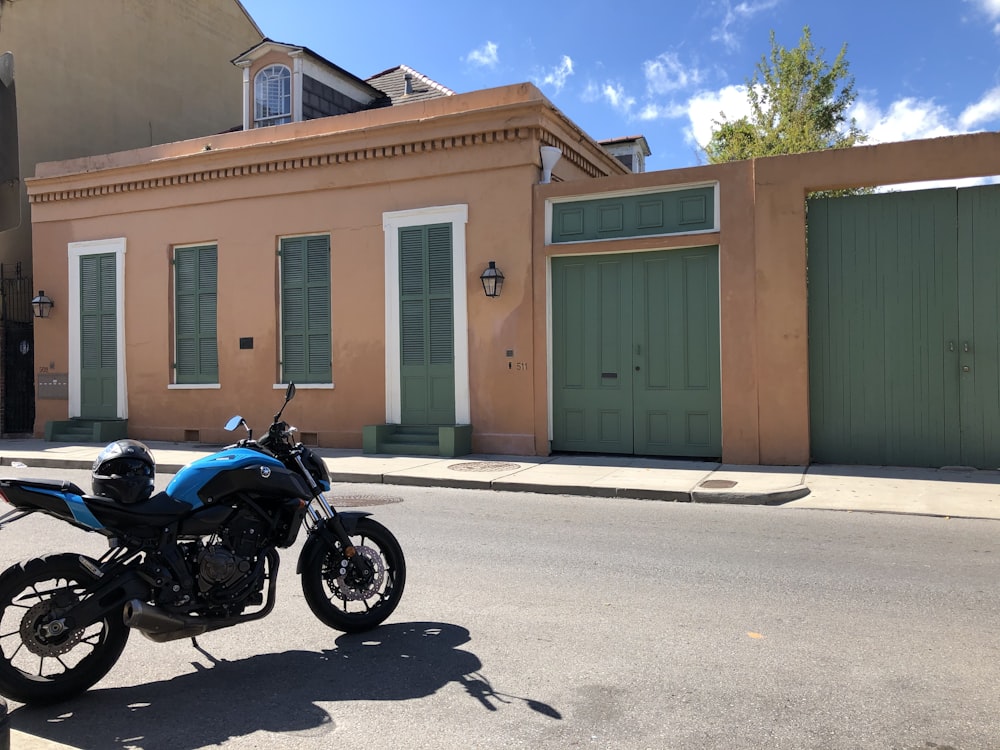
0 384 405 705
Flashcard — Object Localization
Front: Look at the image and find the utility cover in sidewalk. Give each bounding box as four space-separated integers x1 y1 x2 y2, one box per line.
449 461 521 472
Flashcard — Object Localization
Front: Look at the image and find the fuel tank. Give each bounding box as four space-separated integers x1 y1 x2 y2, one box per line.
165 448 312 508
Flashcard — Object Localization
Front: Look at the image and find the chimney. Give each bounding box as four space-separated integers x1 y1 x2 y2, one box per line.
403 73 413 96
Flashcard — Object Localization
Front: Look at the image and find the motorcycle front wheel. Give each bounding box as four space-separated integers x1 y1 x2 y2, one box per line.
301 517 406 633
0 554 130 705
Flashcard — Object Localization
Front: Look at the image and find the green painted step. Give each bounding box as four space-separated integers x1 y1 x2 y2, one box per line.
362 424 472 457
44 419 128 443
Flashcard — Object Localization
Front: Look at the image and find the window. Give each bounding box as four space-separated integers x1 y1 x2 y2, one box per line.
254 65 291 127
174 245 218 384
280 235 331 384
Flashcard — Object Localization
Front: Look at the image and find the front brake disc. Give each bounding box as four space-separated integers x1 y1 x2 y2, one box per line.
335 545 385 601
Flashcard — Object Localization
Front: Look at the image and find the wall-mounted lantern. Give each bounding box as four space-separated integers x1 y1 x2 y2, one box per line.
31 290 54 319
480 261 504 298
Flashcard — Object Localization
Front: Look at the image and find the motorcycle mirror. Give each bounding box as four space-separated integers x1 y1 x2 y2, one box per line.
274 382 296 422
224 416 246 432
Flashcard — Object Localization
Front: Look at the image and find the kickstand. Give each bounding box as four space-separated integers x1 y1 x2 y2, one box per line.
191 636 222 666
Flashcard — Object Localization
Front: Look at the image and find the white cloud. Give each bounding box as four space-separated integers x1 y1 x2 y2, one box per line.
959 86 1000 129
968 0 1000 32
538 55 574 93
712 0 781 49
602 82 636 115
675 84 1000 153
850 97 958 143
465 41 499 68
639 102 687 121
643 52 703 95
681 84 754 148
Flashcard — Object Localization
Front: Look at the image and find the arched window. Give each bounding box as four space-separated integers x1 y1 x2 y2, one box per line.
253 65 291 127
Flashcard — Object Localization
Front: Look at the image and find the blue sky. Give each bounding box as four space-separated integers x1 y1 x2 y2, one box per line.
239 0 1000 177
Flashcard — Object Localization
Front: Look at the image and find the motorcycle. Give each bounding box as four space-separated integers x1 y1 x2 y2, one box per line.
0 384 405 705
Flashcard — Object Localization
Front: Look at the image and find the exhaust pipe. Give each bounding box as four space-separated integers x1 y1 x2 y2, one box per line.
123 599 210 643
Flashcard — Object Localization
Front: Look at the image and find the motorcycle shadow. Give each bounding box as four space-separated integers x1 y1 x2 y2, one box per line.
12 621 561 750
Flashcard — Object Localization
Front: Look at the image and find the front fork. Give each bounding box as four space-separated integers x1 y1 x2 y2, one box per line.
298 492 374 581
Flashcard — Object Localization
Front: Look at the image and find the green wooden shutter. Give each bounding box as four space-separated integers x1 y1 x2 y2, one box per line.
174 245 218 384
400 228 426 367
398 223 455 425
281 235 331 383
79 253 118 418
427 225 453 366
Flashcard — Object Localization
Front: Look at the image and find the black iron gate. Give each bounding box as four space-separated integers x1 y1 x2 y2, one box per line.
0 264 34 434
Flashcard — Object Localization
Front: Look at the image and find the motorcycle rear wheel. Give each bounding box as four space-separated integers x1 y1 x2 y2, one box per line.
0 554 130 705
301 517 406 633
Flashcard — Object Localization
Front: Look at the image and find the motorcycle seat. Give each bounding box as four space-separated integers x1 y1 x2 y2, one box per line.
0 477 87 495
84 490 196 530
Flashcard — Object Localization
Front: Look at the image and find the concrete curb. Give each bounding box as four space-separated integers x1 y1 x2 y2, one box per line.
691 485 812 505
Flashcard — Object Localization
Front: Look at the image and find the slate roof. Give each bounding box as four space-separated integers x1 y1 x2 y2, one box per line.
366 65 455 105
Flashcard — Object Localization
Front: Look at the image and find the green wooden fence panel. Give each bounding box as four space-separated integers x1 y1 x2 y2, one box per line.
808 190 961 466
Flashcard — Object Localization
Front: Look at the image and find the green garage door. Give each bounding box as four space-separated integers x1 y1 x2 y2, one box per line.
808 184 1000 468
552 247 721 457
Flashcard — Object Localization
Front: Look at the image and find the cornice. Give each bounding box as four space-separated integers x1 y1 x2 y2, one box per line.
28 112 621 205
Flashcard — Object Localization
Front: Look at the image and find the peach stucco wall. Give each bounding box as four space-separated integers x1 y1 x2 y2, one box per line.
29 71 1000 464
535 131 1000 464
27 84 627 454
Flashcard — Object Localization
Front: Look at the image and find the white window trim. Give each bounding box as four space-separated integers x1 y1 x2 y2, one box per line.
68 238 127 419
382 205 470 425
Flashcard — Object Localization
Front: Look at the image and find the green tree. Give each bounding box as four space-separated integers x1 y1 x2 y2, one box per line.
704 27 867 163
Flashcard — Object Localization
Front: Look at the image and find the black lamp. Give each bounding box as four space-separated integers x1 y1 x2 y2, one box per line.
480 261 504 298
31 291 54 319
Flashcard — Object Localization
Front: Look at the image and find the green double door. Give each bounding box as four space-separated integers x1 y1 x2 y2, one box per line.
808 184 1000 468
79 252 118 419
552 247 721 457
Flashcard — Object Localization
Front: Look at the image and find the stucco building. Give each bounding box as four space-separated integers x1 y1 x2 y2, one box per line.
22 29 1000 468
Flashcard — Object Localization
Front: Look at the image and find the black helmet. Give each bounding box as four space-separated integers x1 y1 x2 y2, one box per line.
92 439 156 505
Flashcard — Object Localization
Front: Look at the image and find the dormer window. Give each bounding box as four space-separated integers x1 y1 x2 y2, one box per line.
254 65 291 127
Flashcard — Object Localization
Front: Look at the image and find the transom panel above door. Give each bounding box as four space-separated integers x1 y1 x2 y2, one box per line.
551 247 721 458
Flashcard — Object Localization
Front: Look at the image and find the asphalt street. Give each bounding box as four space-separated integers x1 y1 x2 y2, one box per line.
2 468 999 750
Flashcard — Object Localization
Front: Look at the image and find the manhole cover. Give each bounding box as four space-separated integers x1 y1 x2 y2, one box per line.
448 461 522 473
333 495 404 507
699 479 738 489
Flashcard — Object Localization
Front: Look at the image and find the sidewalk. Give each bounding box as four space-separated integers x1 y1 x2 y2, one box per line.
1 438 998 520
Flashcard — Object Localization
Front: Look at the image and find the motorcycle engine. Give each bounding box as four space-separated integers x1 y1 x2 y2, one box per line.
194 512 268 597
196 545 250 592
